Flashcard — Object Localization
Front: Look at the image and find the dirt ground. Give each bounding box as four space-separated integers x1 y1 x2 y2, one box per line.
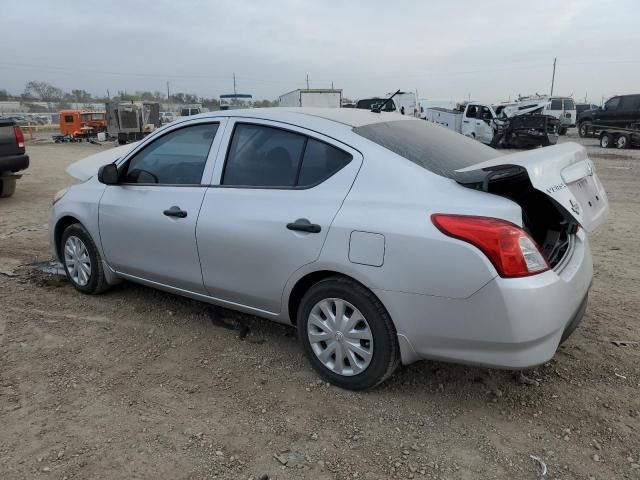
1 132 639 480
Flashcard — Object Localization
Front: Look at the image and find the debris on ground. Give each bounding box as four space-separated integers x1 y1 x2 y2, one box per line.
31 260 65 276
529 454 547 479
516 371 540 386
0 257 22 277
611 340 639 348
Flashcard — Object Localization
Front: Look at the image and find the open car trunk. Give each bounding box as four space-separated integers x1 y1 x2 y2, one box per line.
455 142 608 268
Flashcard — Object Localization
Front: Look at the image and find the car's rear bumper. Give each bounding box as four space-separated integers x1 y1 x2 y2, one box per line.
0 153 29 174
376 230 593 368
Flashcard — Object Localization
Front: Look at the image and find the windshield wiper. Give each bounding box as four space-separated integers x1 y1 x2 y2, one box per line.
371 89 401 113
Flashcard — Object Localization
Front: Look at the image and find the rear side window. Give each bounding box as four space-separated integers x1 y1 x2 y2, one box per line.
563 98 575 110
298 139 352 187
353 120 498 178
124 123 218 184
64 115 74 123
222 124 351 188
550 99 562 110
621 95 640 110
465 105 478 118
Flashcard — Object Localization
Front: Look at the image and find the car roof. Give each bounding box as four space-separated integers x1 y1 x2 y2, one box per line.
196 107 415 128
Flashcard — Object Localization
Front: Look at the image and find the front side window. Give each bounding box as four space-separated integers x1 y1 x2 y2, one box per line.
124 123 218 184
605 97 620 110
479 106 493 120
563 98 575 110
222 123 352 188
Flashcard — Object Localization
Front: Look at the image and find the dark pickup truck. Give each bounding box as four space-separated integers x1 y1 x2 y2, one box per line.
578 94 640 137
0 118 29 197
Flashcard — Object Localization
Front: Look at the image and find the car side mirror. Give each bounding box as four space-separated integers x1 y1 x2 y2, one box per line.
98 163 119 185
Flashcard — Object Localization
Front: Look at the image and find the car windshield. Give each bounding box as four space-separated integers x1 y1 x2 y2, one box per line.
353 120 499 178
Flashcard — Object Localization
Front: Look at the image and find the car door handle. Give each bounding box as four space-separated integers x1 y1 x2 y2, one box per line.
163 206 188 218
463 120 470 123
287 218 321 233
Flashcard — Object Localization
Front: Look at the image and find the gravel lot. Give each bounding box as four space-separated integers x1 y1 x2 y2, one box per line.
1 132 639 480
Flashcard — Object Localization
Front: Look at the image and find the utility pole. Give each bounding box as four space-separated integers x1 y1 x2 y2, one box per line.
306 73 310 90
233 73 237 96
331 80 334 89
166 81 170 101
106 89 110 99
550 57 557 96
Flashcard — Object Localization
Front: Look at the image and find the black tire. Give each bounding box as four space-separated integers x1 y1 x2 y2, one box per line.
0 177 17 198
616 134 630 149
60 223 110 294
297 276 400 390
559 126 568 135
578 121 591 138
600 133 613 148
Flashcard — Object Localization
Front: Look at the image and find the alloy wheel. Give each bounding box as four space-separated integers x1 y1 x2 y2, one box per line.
307 298 374 376
64 235 92 286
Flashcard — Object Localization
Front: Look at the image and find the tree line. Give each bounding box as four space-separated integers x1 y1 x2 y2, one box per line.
0 81 278 108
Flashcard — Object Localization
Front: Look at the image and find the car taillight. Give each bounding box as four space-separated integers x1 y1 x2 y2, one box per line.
431 214 549 278
14 126 25 149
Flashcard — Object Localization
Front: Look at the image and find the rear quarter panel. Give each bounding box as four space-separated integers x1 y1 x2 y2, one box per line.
307 136 523 300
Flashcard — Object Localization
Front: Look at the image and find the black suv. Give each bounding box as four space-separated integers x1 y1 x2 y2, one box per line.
578 94 640 137
0 118 29 198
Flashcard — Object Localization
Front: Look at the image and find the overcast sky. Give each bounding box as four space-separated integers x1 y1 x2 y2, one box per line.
2 0 639 103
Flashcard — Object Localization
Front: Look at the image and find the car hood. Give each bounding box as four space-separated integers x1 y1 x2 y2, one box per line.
66 143 138 180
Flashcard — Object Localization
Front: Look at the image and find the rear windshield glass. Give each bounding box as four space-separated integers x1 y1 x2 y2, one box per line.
352 120 499 178
356 99 395 112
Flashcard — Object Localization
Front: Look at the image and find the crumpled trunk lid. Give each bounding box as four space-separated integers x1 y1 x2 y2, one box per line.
455 142 608 233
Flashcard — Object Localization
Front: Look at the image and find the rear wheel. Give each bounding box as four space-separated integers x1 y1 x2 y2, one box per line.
0 177 17 198
616 134 629 149
578 121 591 138
61 223 109 294
298 277 399 390
600 133 613 148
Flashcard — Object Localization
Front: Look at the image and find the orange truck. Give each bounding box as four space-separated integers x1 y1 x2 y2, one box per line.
59 110 107 138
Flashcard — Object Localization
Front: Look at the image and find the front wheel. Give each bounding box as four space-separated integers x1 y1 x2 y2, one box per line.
298 277 400 390
61 223 110 294
578 122 591 138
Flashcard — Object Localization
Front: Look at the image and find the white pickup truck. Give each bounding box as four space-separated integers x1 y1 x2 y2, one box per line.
425 102 560 148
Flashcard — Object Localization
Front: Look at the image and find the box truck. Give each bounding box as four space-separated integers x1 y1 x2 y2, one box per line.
278 89 342 108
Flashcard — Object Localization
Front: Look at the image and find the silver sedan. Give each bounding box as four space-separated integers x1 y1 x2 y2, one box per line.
50 108 608 389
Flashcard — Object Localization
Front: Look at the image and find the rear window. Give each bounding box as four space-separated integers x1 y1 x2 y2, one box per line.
550 99 562 110
353 120 499 178
356 99 395 112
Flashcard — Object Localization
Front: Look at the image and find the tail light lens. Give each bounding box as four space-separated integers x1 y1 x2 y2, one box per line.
14 126 25 150
431 214 549 278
